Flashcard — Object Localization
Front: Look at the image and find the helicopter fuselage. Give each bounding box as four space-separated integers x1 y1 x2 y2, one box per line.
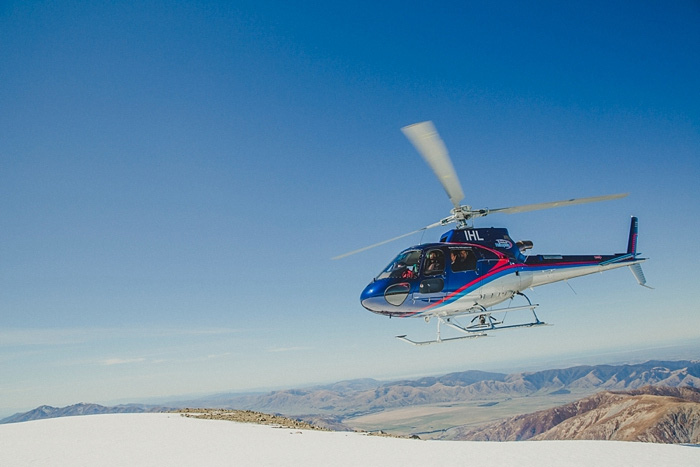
360 222 645 320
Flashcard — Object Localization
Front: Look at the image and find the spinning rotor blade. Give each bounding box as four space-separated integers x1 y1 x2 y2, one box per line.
487 193 628 216
401 121 465 209
332 120 629 260
331 221 444 260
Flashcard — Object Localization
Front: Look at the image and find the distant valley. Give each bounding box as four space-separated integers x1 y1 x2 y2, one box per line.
195 359 700 435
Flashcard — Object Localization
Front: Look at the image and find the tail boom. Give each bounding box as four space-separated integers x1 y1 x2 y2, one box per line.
524 216 649 288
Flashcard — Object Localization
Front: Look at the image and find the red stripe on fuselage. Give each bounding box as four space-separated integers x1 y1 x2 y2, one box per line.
402 258 599 318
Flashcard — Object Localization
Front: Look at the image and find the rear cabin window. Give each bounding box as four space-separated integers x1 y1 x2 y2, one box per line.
449 248 477 272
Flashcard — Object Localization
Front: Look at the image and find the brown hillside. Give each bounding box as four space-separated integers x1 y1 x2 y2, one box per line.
447 386 700 444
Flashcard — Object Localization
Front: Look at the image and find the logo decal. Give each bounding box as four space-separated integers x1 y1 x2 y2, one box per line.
494 239 513 249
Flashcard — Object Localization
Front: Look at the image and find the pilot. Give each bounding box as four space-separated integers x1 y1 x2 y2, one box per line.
390 261 407 278
401 265 417 279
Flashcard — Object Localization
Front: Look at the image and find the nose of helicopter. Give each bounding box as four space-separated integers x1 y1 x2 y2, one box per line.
360 281 384 313
361 279 413 314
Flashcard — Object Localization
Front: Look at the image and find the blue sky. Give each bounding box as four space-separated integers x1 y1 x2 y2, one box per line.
1 1 699 415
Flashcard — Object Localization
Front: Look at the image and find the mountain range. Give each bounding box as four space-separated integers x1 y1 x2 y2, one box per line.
4 359 699 442
0 403 168 425
192 360 700 418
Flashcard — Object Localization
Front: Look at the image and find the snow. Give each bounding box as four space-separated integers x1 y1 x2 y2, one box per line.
1 413 698 467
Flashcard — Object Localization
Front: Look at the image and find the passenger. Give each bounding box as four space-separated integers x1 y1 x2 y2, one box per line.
451 250 465 272
425 251 444 274
460 249 477 270
451 249 470 272
459 249 468 264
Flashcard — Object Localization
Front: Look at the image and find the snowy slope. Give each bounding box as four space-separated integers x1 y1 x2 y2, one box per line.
1 413 698 467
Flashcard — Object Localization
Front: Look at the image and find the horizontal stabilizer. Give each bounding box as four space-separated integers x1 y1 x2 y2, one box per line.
599 254 634 266
630 263 653 289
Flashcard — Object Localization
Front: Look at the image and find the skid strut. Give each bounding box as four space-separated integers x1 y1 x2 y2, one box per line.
396 293 549 345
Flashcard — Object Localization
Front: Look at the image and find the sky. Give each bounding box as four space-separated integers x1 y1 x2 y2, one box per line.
1 1 699 415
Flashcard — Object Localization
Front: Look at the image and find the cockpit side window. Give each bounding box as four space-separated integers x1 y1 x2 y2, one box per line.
450 248 477 272
422 249 445 276
376 250 421 280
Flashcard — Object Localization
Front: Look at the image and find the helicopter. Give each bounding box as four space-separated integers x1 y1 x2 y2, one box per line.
334 121 650 345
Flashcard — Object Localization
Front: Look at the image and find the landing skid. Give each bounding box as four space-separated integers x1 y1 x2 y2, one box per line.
396 294 549 346
396 329 487 346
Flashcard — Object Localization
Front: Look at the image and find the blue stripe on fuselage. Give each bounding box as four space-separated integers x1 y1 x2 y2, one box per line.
402 259 601 318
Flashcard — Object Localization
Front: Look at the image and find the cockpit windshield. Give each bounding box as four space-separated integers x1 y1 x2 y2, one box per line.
376 250 421 280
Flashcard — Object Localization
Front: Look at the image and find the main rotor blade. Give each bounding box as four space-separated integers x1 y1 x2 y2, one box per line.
401 121 465 209
488 193 628 216
331 221 444 260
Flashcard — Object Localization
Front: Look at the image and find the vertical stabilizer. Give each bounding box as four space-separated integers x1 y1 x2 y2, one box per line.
627 216 639 255
625 216 652 288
